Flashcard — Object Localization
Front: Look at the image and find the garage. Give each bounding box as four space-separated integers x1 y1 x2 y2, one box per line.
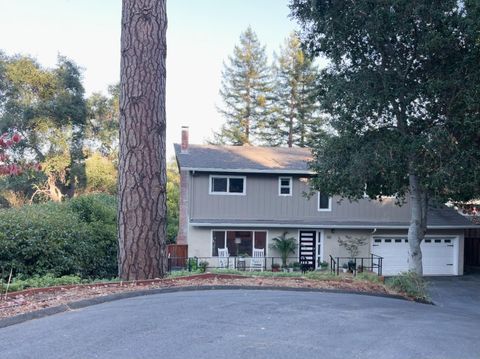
372 237 458 276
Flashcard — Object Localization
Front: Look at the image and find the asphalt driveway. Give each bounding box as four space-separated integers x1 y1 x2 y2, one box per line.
427 272 480 316
0 289 478 359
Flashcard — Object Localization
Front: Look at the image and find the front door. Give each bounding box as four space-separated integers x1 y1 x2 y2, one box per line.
299 230 316 270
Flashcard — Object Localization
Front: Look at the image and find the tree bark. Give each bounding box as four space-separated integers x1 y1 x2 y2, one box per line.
407 174 428 275
118 0 167 280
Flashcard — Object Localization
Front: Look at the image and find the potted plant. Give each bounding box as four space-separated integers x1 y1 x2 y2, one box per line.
341 263 348 273
318 260 329 271
272 263 281 272
292 262 301 272
270 232 297 269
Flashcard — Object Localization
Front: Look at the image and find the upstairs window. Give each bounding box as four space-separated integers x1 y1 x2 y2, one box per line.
278 177 292 196
318 192 332 211
210 175 246 195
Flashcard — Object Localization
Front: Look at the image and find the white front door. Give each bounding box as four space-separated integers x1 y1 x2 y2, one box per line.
316 231 323 269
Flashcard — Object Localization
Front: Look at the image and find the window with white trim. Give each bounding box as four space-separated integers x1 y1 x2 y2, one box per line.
278 177 292 196
318 192 332 211
209 175 246 195
212 230 267 256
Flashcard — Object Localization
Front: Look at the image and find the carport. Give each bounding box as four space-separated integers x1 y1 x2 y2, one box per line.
464 228 480 272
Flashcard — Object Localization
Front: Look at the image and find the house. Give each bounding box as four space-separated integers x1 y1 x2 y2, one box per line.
174 127 476 276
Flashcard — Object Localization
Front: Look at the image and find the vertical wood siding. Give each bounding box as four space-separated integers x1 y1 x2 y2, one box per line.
190 173 412 222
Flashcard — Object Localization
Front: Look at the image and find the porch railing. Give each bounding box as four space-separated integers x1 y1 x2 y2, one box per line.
168 256 306 272
329 254 383 276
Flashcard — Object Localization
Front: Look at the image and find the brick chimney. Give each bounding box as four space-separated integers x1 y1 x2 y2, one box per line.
181 126 189 153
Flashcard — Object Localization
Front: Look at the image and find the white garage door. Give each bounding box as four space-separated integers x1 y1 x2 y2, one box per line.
372 237 456 276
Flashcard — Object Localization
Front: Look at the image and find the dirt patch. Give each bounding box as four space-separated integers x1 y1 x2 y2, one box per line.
0 273 401 319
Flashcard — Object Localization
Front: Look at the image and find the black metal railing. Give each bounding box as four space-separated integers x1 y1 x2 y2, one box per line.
168 256 309 272
329 254 383 276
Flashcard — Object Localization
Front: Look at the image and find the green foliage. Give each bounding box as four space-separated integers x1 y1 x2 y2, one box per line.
269 32 323 147
355 272 382 284
198 261 209 273
386 272 429 301
290 1 480 274
337 235 368 258
85 153 117 194
304 271 337 281
289 0 480 203
0 53 121 201
2 274 83 293
86 84 119 157
167 269 202 277
0 194 117 279
213 27 273 145
270 232 297 268
166 159 179 244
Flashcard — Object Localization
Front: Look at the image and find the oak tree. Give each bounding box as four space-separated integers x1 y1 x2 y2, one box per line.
290 0 480 274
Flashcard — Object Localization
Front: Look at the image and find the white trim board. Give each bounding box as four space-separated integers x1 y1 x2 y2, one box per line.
192 222 476 229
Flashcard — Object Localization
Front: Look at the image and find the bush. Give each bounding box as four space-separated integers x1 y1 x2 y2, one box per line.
0 194 118 280
386 271 429 301
198 261 209 273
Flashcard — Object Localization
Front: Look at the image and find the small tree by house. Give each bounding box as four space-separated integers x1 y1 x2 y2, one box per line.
337 235 368 258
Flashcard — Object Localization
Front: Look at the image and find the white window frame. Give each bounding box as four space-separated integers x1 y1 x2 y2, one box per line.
211 229 269 257
317 192 332 211
209 175 246 195
278 176 292 196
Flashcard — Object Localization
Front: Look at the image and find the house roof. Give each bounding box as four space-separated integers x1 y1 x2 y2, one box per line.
174 143 312 174
190 207 476 229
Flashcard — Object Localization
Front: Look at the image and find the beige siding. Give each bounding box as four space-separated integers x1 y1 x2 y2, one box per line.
190 173 412 222
187 225 464 274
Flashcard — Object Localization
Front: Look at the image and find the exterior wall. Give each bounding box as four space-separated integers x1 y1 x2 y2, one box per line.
187 225 465 274
189 172 412 223
176 169 189 245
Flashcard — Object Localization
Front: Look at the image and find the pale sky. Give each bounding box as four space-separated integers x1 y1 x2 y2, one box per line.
0 0 299 156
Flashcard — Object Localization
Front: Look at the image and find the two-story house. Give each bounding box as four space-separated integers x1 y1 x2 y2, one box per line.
174 127 474 276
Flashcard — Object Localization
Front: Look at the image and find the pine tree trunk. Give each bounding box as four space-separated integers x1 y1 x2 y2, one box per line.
407 174 427 275
288 115 293 147
118 0 167 280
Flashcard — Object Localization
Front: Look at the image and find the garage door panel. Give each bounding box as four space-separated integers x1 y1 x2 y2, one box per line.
372 237 456 276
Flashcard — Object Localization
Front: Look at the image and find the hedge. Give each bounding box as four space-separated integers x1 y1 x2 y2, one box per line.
0 194 117 280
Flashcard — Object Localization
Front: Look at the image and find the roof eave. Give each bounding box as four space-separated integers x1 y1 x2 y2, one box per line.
189 222 477 229
181 167 313 175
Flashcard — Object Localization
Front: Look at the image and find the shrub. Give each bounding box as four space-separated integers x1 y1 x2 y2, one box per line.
0 194 118 280
386 271 429 301
198 261 209 273
355 272 382 283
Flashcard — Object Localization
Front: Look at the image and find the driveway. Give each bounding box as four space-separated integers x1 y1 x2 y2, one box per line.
427 272 480 316
0 289 478 359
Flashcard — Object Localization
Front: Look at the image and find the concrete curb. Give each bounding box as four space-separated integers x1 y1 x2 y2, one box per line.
0 285 426 329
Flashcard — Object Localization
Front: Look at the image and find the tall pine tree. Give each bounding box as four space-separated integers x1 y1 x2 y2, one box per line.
213 27 272 145
269 33 322 147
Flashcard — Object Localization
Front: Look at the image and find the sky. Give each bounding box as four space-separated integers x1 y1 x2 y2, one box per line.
0 0 299 157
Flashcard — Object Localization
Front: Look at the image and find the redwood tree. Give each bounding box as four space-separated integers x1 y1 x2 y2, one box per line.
118 0 167 280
